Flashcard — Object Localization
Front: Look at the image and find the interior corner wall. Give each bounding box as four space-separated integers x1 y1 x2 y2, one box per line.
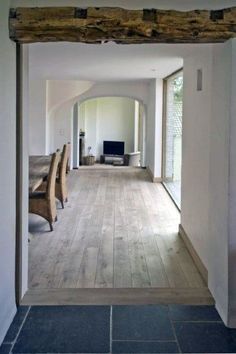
0 0 17 345
146 79 163 179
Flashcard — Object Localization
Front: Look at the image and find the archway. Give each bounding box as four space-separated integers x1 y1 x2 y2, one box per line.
70 96 147 169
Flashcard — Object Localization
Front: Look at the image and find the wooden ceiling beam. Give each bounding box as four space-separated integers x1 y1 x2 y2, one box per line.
9 6 236 44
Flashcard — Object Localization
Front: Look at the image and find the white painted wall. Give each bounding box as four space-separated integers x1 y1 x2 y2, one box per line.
146 79 163 179
228 40 236 327
83 99 98 158
21 46 29 298
79 97 135 160
72 103 79 168
208 41 232 326
181 46 213 271
29 79 93 155
29 78 148 156
97 97 135 157
146 80 156 175
77 81 149 105
29 79 47 154
0 0 17 344
181 40 236 327
155 80 163 178
52 102 74 152
47 80 93 113
134 101 139 152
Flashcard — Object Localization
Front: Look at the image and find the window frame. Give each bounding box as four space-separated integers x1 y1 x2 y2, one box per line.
162 68 183 210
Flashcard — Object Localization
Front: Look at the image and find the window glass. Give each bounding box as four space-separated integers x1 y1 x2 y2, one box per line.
163 71 183 208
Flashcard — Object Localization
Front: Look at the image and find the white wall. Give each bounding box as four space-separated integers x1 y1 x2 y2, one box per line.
77 81 148 105
52 102 74 152
207 40 236 327
155 80 163 178
47 80 93 113
146 79 163 179
228 40 236 327
0 0 17 344
97 97 135 157
29 79 47 154
29 79 93 155
134 100 139 152
181 46 213 271
29 77 149 156
208 41 231 325
79 97 135 159
181 40 236 327
21 46 29 298
83 99 98 157
146 80 156 175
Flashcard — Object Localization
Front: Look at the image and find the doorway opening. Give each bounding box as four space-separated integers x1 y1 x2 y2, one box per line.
18 41 210 305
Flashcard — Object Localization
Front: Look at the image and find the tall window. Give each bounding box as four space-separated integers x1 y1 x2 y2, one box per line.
163 70 183 208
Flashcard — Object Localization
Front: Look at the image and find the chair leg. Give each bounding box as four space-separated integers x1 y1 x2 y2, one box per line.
55 215 58 222
65 197 68 202
49 222 53 232
61 200 64 209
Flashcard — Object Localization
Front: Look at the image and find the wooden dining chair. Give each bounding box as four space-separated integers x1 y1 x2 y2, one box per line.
55 143 69 209
29 152 60 232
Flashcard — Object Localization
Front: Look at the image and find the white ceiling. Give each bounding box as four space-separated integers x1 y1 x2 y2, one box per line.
29 42 217 81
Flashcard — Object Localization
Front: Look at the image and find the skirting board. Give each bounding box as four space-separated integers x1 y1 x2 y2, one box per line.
147 166 162 183
179 224 208 285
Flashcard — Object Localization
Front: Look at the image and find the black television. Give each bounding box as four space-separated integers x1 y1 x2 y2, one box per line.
103 141 125 156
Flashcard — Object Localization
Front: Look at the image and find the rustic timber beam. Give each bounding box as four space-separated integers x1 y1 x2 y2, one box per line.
9 6 236 44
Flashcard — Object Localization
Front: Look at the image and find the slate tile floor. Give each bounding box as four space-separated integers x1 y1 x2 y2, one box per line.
1 304 236 353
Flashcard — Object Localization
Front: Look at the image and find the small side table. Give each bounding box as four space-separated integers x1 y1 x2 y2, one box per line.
83 155 95 165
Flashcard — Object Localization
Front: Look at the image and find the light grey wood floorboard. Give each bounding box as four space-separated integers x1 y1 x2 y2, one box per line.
22 287 214 306
29 168 206 291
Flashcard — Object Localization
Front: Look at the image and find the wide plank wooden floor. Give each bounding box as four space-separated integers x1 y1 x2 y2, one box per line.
28 168 206 290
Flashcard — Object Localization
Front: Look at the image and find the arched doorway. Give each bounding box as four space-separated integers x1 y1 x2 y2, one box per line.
71 96 147 169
